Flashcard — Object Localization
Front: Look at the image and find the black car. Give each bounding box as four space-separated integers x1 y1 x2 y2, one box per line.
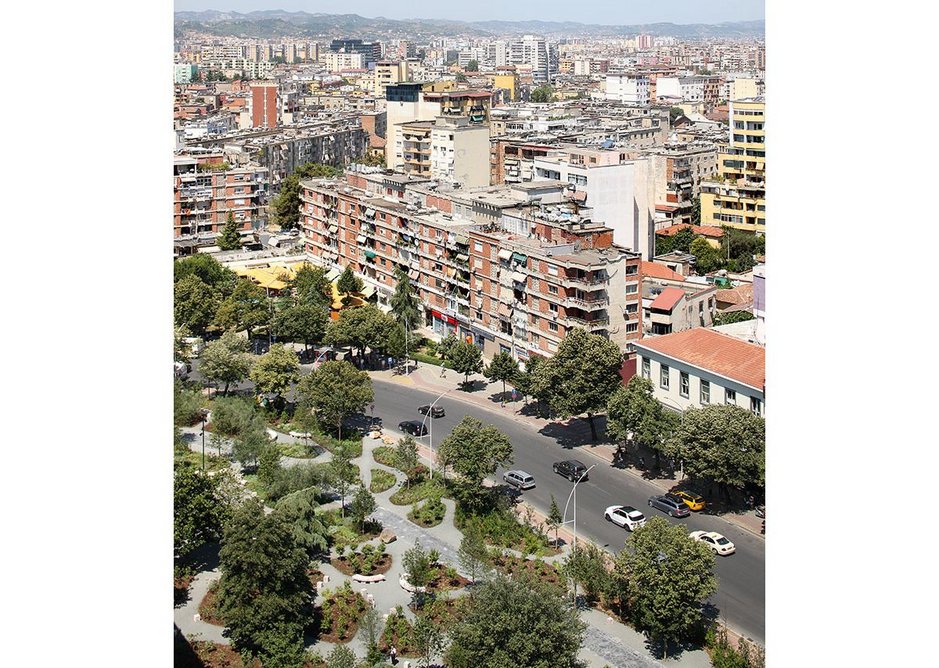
552 459 589 482
398 420 428 437
418 405 445 418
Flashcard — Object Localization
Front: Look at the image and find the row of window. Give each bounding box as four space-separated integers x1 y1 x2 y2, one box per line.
641 358 763 415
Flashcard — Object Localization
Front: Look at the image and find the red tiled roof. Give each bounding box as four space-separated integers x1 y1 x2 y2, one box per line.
636 328 765 390
649 287 685 312
656 223 724 239
715 284 754 305
641 261 685 282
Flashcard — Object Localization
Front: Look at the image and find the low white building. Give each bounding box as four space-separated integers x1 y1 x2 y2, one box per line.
634 327 765 417
605 74 650 105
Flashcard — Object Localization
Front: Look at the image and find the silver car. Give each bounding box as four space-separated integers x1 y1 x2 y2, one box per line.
502 470 536 490
648 494 691 518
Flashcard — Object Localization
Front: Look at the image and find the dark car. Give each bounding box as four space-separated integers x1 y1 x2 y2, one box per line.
648 494 691 518
552 459 589 482
418 405 445 418
398 420 428 437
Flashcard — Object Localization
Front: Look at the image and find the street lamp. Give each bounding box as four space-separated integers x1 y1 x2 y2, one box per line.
199 408 210 471
559 463 596 607
419 387 452 480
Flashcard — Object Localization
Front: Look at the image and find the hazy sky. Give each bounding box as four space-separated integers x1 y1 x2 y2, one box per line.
173 1 765 25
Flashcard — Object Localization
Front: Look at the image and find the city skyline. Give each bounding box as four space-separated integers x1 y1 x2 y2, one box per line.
174 1 765 26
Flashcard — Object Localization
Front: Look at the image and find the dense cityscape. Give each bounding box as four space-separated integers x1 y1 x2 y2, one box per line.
173 8 767 668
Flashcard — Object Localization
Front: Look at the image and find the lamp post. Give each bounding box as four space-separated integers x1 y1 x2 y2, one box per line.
419 387 452 480
200 409 209 471
559 463 596 607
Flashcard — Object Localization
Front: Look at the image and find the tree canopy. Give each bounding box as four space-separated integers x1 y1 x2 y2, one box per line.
674 404 765 492
288 263 332 310
249 343 300 398
606 376 677 462
530 85 554 103
691 236 724 275
200 331 253 395
325 305 395 358
218 212 243 251
297 359 374 438
174 275 221 336
336 265 364 297
389 266 420 330
214 278 271 338
272 303 328 352
270 163 341 230
174 253 237 292
485 351 520 400
174 466 228 559
437 416 513 509
448 340 483 387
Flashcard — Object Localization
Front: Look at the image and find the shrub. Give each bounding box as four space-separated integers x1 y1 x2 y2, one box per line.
391 478 446 506
408 494 446 527
370 468 397 493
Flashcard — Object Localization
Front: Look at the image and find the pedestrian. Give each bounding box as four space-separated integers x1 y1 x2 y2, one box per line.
390 645 397 665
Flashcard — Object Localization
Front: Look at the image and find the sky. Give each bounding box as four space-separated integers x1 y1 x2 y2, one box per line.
173 1 765 25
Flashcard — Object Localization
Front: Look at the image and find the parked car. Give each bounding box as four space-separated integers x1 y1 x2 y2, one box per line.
552 459 589 482
604 505 647 531
755 505 766 519
418 404 445 418
648 494 691 518
689 530 736 556
398 420 428 437
671 490 706 512
502 470 536 490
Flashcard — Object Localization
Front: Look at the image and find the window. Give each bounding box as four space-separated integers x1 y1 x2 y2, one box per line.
660 364 670 390
750 397 762 416
626 322 638 333
547 264 558 276
679 372 689 398
476 310 483 321
625 283 638 294
725 388 736 405
641 357 650 379
548 321 558 332
548 284 559 294
700 380 710 404
548 303 558 313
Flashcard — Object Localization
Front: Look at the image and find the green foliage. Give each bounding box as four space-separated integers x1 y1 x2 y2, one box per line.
455 503 552 556
389 477 445 506
289 263 332 310
606 376 676 460
351 152 386 167
349 485 377 530
394 436 420 487
325 644 357 668
413 615 445 666
272 303 328 350
448 342 481 387
437 416 513 508
214 278 271 337
675 404 765 490
713 310 755 326
411 351 449 368
174 466 228 559
218 212 243 251
546 494 563 546
273 487 330 557
297 359 374 436
614 517 717 657
562 542 617 605
325 304 395 357
217 498 313 661
533 328 624 439
264 462 332 504
445 574 585 668
258 442 282 486
721 226 765 272
690 195 701 226
530 85 554 103
249 343 300 397
174 253 237 293
408 494 446 527
513 354 544 402
436 333 459 362
390 266 420 329
174 382 204 427
232 418 270 469
706 625 766 668
673 226 697 252
174 275 220 336
403 541 436 606
329 444 359 517
369 468 396 493
484 351 520 399
336 265 364 296
318 581 369 641
209 395 258 437
691 236 725 275
458 526 491 584
200 331 252 395
465 59 479 71
271 163 342 230
669 106 684 121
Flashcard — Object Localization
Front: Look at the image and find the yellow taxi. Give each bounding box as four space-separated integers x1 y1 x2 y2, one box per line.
671 490 705 512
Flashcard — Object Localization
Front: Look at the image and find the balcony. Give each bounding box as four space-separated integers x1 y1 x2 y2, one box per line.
566 295 609 310
561 273 608 289
566 314 610 329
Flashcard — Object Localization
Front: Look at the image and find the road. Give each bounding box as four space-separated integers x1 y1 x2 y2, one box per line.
370 379 765 645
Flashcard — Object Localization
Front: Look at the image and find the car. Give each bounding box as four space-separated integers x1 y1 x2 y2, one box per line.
647 494 691 518
502 470 536 490
398 420 428 437
689 531 736 556
671 490 706 512
604 505 646 531
418 404 445 418
552 459 589 482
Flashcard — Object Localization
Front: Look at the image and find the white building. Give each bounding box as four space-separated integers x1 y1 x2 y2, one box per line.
430 116 491 188
634 327 765 416
605 74 650 105
320 51 364 72
509 35 552 83
174 63 198 84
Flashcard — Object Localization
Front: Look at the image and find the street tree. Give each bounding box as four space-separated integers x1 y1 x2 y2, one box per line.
394 436 420 488
437 416 513 509
200 331 253 395
457 526 491 585
606 376 677 464
272 303 328 352
674 404 766 496
249 343 300 399
532 328 624 440
402 541 436 608
174 466 227 559
614 517 717 658
546 494 563 547
289 263 332 309
390 266 420 328
349 485 377 531
445 574 586 668
513 354 545 406
384 322 413 364
325 305 395 359
328 444 358 517
218 212 243 251
336 265 364 297
448 340 483 387
215 278 271 339
436 332 459 364
270 163 341 230
174 275 220 336
484 351 519 402
297 359 374 440
217 498 313 663
562 542 615 605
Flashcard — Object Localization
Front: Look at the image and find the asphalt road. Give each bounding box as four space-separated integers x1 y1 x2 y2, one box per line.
370 379 766 645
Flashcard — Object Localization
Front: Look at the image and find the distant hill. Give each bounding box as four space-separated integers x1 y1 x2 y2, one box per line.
173 10 765 40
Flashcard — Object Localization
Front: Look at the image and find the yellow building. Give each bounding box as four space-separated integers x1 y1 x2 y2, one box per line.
700 97 765 234
492 73 519 102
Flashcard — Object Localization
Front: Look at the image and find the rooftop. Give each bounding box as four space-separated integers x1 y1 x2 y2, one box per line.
635 328 765 390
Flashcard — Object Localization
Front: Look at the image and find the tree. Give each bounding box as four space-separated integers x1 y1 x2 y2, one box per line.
614 517 717 658
436 332 459 364
200 331 253 395
174 466 227 559
437 416 513 509
274 488 329 558
349 485 377 530
448 340 483 387
445 574 586 668
691 236 724 275
532 328 624 440
270 163 342 230
530 85 554 103
394 436 420 488
514 354 545 406
465 59 479 72
546 494 563 547
713 310 755 326
258 442 282 487
272 303 328 352
297 359 374 440
336 265 364 297
669 106 684 122
325 645 357 668
174 275 220 336
457 526 491 585
215 278 271 339
413 616 445 667
232 419 270 470
674 404 765 496
455 72 468 82
218 212 243 251
250 343 300 398
673 225 697 252
484 351 519 402
390 266 420 330
289 263 332 309
606 376 676 465
328 444 358 517
174 325 191 363
325 305 394 359
174 382 204 427
218 498 313 663
690 195 701 227
359 606 385 665
402 541 435 607
352 152 386 167
174 253 237 293
210 395 258 437
562 542 615 605
384 323 412 364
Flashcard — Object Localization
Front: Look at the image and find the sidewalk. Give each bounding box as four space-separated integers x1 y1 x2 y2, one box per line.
369 363 765 539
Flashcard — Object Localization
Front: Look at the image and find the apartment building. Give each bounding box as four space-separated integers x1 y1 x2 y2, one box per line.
173 156 269 255
397 121 434 178
374 60 410 97
430 116 491 188
641 284 717 335
490 139 554 185
320 51 364 72
174 64 198 84
329 39 382 65
298 174 642 360
605 74 650 105
200 59 276 79
508 35 553 83
634 327 765 416
643 142 719 225
655 76 722 106
700 97 765 233
250 83 278 128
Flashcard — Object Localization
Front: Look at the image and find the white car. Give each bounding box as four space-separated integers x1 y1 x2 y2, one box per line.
604 505 647 531
689 531 736 556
